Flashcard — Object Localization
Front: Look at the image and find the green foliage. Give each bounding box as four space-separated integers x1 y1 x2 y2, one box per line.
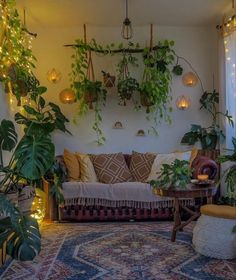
14 86 70 136
74 78 107 145
14 135 55 180
116 51 139 105
233 225 236 233
150 159 192 189
181 90 234 150
0 119 17 167
217 137 236 202
172 64 183 75
0 1 36 102
0 83 69 261
0 193 41 261
140 40 175 133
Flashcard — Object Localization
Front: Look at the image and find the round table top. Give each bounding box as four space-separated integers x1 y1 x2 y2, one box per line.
153 183 217 199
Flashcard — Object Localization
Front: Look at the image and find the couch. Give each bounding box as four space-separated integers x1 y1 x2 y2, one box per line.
44 150 219 222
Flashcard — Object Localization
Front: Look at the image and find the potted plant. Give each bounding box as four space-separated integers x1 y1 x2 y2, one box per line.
217 137 236 206
139 40 175 133
150 159 192 190
74 78 106 110
116 52 139 106
0 84 69 262
181 90 234 150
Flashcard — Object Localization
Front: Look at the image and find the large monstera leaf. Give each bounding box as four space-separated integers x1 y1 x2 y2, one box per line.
14 135 55 180
0 194 41 261
0 119 17 151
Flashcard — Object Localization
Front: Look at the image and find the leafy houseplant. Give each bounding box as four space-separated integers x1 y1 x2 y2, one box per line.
116 50 139 106
73 78 107 145
181 90 234 150
217 137 236 206
70 39 107 145
0 84 70 261
0 1 36 104
139 40 175 134
150 159 192 190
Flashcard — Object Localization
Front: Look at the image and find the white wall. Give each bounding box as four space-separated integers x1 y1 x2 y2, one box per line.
29 24 218 154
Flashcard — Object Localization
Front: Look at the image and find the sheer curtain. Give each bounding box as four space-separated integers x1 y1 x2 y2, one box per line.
224 23 236 148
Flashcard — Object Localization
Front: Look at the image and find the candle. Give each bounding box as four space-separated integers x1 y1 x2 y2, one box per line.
197 174 209 181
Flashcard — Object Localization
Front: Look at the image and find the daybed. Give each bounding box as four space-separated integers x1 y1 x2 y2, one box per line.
44 150 219 222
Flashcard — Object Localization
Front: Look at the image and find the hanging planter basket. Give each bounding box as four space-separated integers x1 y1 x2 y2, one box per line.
83 51 98 109
117 62 138 106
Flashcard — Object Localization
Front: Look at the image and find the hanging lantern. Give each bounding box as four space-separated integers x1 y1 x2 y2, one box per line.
121 0 133 40
176 95 191 110
47 68 61 83
31 188 46 225
59 88 76 104
182 72 198 87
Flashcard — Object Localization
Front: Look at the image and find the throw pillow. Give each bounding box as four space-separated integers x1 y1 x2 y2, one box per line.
147 150 195 182
63 149 80 181
90 153 133 184
76 153 98 182
129 151 156 182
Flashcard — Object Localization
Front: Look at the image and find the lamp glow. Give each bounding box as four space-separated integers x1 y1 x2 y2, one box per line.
176 95 191 110
182 72 198 87
59 88 76 104
47 68 61 83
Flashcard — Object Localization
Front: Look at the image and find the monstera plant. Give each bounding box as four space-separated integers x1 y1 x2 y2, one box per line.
0 85 69 261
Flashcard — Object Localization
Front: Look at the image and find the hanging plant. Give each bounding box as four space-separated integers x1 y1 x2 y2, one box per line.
116 48 139 106
71 45 107 145
139 40 175 134
0 0 36 104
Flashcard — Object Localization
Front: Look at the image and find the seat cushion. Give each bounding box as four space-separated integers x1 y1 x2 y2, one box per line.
129 151 156 182
90 153 133 184
201 204 236 220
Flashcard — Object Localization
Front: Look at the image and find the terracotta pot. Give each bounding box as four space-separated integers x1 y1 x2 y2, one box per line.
140 92 154 113
84 91 98 109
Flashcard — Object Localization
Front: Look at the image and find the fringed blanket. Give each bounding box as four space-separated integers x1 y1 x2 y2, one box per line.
61 182 194 209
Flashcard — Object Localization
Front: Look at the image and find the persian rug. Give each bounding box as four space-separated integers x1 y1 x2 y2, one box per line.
0 222 235 280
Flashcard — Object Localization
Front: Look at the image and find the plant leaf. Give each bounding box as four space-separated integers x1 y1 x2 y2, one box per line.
14 135 55 180
0 120 18 151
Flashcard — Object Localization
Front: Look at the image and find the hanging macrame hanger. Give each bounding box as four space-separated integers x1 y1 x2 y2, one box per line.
149 23 153 51
83 24 95 81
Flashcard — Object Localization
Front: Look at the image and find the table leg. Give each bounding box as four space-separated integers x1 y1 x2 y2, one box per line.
171 197 181 242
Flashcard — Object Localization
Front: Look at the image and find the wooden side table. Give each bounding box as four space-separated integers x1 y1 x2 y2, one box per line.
154 184 217 242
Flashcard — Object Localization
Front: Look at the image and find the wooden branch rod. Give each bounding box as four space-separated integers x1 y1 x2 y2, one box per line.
63 44 168 54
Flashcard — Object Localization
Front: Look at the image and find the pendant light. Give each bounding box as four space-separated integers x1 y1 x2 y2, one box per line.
121 0 133 40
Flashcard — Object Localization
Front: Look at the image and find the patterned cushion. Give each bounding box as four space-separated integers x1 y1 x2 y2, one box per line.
129 151 156 182
90 153 133 184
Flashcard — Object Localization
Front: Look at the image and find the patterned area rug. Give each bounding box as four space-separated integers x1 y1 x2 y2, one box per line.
0 222 235 280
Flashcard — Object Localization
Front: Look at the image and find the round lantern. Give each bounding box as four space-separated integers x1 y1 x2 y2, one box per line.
176 95 191 110
59 88 76 104
182 72 198 87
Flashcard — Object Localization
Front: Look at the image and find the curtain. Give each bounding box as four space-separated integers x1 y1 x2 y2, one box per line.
224 27 236 148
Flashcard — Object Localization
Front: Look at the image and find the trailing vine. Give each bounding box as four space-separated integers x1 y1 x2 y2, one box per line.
0 0 36 104
69 38 178 142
